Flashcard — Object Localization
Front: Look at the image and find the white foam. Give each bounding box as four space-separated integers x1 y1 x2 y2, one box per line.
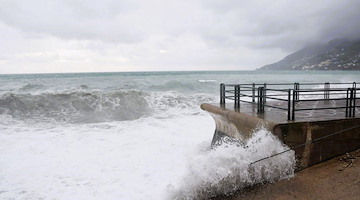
168 129 295 199
198 80 217 83
0 112 215 200
0 98 295 200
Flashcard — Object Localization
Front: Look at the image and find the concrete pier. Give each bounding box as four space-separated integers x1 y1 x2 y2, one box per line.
201 101 360 169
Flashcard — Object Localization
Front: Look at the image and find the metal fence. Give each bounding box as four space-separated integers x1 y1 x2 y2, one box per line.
220 82 359 120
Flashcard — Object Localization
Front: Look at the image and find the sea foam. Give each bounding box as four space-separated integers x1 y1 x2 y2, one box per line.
168 128 295 199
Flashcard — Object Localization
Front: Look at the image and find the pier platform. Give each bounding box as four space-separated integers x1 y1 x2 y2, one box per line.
202 82 360 169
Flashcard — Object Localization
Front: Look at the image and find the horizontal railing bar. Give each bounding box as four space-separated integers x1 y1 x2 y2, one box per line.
299 82 360 85
263 88 290 92
265 94 289 97
294 105 360 110
224 82 359 87
236 89 253 92
293 97 355 102
295 106 350 111
296 92 351 95
266 96 288 101
238 86 255 89
263 104 288 110
297 88 359 92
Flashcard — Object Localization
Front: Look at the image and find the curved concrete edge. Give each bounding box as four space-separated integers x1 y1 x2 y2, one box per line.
201 103 278 141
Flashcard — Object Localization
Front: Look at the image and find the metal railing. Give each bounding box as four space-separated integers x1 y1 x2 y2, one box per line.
220 82 359 120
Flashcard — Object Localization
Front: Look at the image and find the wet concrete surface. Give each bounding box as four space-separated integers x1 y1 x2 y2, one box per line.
215 149 360 200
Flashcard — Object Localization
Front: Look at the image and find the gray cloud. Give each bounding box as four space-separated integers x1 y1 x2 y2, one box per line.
0 0 144 43
0 0 359 73
2 0 359 49
199 0 360 51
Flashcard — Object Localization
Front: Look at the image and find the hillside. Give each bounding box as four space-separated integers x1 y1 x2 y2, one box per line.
259 38 360 70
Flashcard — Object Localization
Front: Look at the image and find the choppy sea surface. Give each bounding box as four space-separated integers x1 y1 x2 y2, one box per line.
0 70 359 199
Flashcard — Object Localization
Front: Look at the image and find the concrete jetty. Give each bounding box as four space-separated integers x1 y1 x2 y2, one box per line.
202 82 360 169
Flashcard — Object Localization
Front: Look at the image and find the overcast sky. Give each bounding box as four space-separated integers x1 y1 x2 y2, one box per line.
0 0 359 74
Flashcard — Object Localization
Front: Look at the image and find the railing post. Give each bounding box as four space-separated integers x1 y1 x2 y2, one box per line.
324 82 330 100
252 83 255 103
220 83 225 105
292 89 296 120
288 89 291 121
351 88 355 117
257 87 260 111
235 85 240 108
346 88 350 117
234 85 238 108
264 83 267 103
294 82 300 101
257 87 264 113
346 88 355 117
353 82 357 117
261 87 265 112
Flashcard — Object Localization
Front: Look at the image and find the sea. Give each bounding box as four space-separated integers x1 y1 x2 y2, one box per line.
0 70 359 200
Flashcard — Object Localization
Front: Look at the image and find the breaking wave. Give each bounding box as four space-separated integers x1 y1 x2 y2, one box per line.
148 80 219 94
0 90 150 123
0 90 216 123
198 80 217 83
168 129 295 199
19 83 45 91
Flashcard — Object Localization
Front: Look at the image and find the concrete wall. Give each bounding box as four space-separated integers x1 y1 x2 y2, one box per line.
273 118 360 169
201 103 360 170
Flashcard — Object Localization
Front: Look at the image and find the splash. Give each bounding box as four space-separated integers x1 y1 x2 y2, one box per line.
168 128 295 199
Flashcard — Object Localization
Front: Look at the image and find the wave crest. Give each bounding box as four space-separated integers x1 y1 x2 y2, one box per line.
0 90 150 123
19 83 45 91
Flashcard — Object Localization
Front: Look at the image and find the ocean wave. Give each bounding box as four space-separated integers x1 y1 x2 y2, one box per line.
168 129 295 199
0 90 150 123
147 92 216 113
0 90 217 123
148 80 218 94
19 83 45 91
198 80 217 83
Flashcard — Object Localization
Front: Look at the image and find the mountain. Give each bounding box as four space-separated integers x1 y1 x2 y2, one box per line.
259 38 360 70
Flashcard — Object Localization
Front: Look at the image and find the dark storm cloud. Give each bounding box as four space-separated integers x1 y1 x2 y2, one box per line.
1 0 360 73
199 0 360 51
1 0 359 50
